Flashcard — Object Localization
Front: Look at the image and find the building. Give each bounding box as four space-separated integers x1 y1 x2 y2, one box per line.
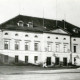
0 15 80 66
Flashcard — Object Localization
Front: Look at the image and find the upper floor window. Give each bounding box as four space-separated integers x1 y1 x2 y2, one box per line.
15 33 18 36
15 41 19 50
56 44 60 52
35 35 38 38
56 37 58 39
47 36 50 38
73 45 77 53
4 40 9 50
63 44 68 52
25 42 30 50
34 43 39 51
25 34 28 37
73 28 79 33
5 33 8 35
47 42 52 51
17 20 24 27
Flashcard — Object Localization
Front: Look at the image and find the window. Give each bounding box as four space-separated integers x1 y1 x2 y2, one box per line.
34 56 38 63
56 44 60 52
47 36 50 38
15 56 18 63
47 42 52 51
25 56 28 63
4 55 8 63
15 41 19 50
15 33 18 36
73 28 78 33
35 35 38 38
34 43 39 51
25 34 28 37
73 39 76 41
17 20 24 27
25 42 29 50
55 57 59 65
5 33 8 35
4 40 9 50
56 37 58 39
73 45 76 53
63 44 68 52
63 38 66 40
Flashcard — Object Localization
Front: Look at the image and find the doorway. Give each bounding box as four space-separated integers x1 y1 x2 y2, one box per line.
55 57 60 65
63 58 67 66
46 57 51 66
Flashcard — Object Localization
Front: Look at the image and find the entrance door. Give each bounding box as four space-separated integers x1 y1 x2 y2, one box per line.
46 57 51 66
55 57 59 65
63 58 67 66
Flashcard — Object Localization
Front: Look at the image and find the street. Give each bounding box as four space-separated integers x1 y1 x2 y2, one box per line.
0 72 80 80
0 66 80 80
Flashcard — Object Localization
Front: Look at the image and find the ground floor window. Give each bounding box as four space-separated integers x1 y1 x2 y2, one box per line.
15 56 18 63
55 57 59 65
46 57 51 66
25 56 28 63
63 57 67 66
34 56 38 63
4 55 8 63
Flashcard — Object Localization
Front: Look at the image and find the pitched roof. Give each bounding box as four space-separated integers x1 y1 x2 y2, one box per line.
0 15 80 37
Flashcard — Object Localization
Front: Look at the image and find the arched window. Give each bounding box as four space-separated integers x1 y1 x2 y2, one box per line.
5 33 8 35
47 36 50 38
25 34 28 37
15 33 18 36
35 35 38 38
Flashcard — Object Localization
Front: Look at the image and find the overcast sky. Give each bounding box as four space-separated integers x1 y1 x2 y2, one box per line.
0 0 80 27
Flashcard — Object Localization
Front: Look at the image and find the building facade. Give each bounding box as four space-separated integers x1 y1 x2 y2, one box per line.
0 15 80 66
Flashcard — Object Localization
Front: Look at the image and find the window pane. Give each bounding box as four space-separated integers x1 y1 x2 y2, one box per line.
25 56 28 63
25 42 29 50
34 43 38 51
4 41 9 50
15 41 19 50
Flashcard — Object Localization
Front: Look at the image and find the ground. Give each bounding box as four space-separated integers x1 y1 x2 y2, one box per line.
0 66 80 80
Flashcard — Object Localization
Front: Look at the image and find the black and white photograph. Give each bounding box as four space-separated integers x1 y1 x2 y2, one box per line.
0 0 80 80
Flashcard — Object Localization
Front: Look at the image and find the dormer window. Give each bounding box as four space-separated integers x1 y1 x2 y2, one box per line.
17 20 24 27
5 33 8 35
73 28 78 33
27 22 33 28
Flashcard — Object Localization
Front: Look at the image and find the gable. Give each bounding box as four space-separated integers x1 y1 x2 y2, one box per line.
50 29 68 34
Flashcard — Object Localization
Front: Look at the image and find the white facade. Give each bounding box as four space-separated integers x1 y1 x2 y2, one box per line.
0 29 75 66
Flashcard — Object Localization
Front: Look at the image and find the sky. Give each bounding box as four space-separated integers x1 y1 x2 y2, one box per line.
0 0 80 27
